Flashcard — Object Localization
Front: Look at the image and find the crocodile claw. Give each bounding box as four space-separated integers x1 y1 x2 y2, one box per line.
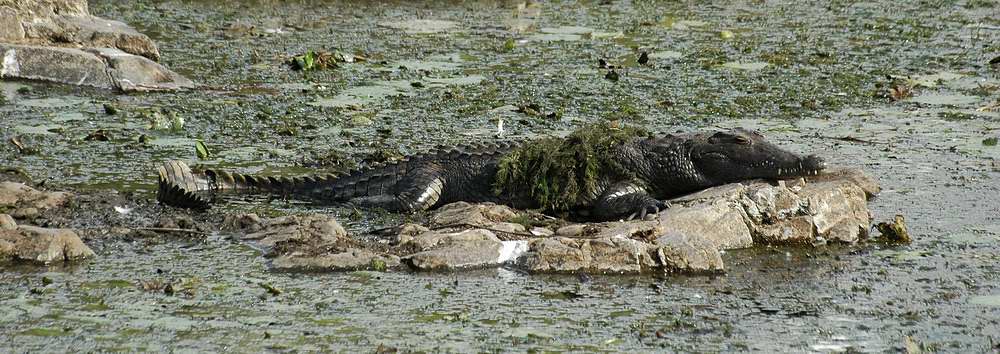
626 199 671 221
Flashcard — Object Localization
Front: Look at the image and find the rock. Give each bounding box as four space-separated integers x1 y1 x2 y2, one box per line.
0 225 95 263
222 213 263 232
653 231 724 272
670 182 746 204
272 249 401 271
529 227 554 237
241 214 349 251
518 236 661 273
1 0 157 59
658 199 753 250
393 223 429 245
0 44 194 91
400 229 505 270
0 6 25 41
799 180 870 243
430 202 518 228
555 224 584 237
0 214 15 230
490 222 527 236
804 167 881 197
0 0 193 91
0 182 71 215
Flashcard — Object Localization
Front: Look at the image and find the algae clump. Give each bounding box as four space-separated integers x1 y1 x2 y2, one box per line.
493 122 649 211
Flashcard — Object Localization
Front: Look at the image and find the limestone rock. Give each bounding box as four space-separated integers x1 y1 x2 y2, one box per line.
0 225 95 263
0 44 194 91
799 180 870 243
0 0 157 59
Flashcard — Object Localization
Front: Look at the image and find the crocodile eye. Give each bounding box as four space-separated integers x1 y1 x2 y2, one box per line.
709 132 752 145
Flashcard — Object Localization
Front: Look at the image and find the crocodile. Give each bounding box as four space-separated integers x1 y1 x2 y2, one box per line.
157 127 826 221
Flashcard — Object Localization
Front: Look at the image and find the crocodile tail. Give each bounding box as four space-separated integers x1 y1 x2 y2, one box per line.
157 160 338 208
157 160 211 209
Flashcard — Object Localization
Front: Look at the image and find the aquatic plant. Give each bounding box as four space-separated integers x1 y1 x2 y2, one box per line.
493 122 649 211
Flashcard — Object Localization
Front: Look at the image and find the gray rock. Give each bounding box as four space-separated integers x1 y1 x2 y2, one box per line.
393 223 429 245
400 229 505 270
272 249 401 272
805 167 881 197
799 180 870 243
529 227 554 237
0 225 96 263
555 224 587 237
0 6 25 41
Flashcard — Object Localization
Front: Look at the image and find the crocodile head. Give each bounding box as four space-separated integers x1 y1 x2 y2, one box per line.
684 128 826 183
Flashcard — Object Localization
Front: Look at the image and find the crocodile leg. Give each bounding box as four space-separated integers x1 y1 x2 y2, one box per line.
348 163 445 213
591 181 670 221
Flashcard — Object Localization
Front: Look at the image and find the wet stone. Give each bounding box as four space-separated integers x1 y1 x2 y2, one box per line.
518 236 660 274
653 231 725 272
400 229 504 271
0 225 96 263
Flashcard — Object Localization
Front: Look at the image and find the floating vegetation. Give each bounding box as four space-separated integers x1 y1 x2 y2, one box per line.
287 51 363 71
874 215 912 244
493 122 649 211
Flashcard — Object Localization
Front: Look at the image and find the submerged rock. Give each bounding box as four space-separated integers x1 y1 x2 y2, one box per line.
0 0 192 91
0 224 95 263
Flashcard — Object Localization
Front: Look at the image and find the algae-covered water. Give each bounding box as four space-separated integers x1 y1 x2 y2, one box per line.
2 0 1000 352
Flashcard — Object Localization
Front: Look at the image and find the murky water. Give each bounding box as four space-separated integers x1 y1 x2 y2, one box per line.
2 0 1000 351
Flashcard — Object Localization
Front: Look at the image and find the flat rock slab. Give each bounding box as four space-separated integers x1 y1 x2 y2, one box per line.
1 0 157 59
0 221 95 263
401 229 505 271
0 44 193 91
0 0 192 90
